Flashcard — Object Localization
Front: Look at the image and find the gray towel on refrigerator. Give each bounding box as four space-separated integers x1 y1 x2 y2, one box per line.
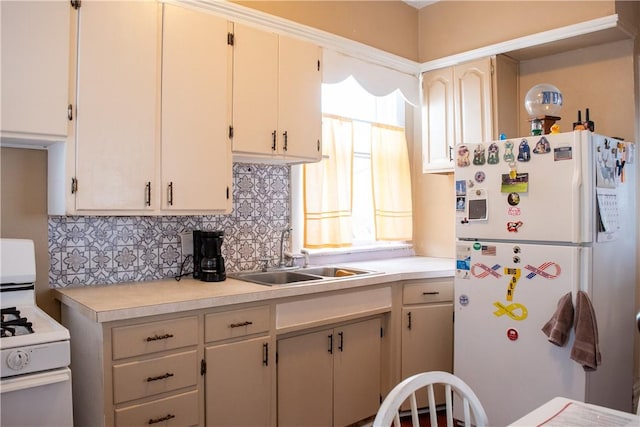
570 291 601 371
542 292 574 346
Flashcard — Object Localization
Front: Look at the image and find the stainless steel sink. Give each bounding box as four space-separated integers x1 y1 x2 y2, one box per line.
228 270 323 286
298 267 372 277
229 266 378 286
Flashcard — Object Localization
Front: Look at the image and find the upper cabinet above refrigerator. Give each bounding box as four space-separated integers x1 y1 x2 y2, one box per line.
422 55 519 173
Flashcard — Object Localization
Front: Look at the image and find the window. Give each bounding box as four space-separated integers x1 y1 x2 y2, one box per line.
301 76 413 249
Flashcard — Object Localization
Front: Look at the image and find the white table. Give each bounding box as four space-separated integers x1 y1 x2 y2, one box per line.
508 397 640 426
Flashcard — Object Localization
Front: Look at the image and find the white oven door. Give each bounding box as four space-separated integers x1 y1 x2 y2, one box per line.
0 367 73 427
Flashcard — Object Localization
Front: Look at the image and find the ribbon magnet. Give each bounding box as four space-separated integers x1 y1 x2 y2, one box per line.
525 262 561 279
471 263 502 279
493 301 528 321
504 268 521 301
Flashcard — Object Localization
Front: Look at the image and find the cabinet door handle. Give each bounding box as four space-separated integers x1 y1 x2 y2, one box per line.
146 372 174 382
167 182 173 206
407 311 412 330
271 130 277 151
229 320 253 328
67 104 73 121
328 333 333 354
148 414 175 425
423 291 440 295
338 331 344 352
448 146 453 162
145 182 151 206
282 131 288 152
263 342 269 366
145 333 174 342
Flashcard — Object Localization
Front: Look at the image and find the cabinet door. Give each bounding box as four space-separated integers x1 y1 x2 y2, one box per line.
278 35 322 161
205 337 272 427
333 318 381 426
1 1 70 139
401 303 453 406
277 329 333 427
75 2 159 210
161 4 231 212
453 57 493 145
422 67 454 172
231 24 278 156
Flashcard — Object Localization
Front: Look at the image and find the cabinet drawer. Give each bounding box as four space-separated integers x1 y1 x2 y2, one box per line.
115 389 199 427
112 316 198 360
403 280 453 304
205 306 270 343
113 350 198 404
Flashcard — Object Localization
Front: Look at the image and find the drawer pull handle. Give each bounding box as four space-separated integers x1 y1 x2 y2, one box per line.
423 291 440 295
146 333 174 342
148 414 175 425
229 320 253 328
146 372 174 382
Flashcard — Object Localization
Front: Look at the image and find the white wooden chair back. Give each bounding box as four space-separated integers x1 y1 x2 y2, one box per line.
373 371 488 427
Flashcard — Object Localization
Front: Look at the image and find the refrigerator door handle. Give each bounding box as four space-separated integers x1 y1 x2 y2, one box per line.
570 132 584 243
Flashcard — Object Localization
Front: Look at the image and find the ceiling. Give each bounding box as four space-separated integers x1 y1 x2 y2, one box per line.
402 1 438 9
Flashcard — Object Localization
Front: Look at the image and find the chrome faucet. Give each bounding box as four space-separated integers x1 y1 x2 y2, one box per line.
279 227 292 268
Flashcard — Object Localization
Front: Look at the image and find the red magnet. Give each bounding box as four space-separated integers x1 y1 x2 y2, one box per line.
507 328 519 341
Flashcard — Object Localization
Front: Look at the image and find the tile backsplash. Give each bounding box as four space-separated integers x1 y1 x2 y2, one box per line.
48 164 290 287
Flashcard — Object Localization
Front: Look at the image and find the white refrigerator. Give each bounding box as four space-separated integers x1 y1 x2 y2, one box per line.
453 131 637 426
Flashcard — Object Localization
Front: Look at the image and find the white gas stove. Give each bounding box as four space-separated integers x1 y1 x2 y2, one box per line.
0 238 73 426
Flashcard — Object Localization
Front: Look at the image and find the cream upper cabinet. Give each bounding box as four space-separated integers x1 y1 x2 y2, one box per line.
422 55 518 173
0 1 71 142
231 23 322 163
161 4 232 213
73 1 160 211
421 67 455 172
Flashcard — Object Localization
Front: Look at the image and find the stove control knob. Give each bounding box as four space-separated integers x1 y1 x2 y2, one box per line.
7 349 30 370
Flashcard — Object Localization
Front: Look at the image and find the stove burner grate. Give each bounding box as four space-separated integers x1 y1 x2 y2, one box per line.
1 306 35 337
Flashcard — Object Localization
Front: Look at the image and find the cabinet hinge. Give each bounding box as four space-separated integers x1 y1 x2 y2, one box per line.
317 60 320 71
228 125 234 139
226 186 230 200
200 359 206 376
227 32 234 46
71 177 78 194
70 0 81 9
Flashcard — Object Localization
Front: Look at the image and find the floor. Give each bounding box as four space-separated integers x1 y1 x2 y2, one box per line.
399 410 449 427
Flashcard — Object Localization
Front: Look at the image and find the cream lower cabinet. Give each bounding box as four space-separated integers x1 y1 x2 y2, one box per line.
277 317 382 427
204 306 273 427
400 279 454 407
61 310 203 427
422 55 518 172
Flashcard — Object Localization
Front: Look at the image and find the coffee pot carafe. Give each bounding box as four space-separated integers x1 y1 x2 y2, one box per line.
193 230 226 282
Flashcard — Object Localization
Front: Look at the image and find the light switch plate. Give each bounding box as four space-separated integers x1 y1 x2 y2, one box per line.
179 232 193 256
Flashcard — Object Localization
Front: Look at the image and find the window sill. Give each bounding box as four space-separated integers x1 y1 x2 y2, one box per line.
302 243 414 265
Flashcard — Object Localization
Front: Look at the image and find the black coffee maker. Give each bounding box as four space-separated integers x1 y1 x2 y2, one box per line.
193 230 226 282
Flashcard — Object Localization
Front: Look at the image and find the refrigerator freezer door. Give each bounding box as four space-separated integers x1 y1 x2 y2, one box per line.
454 241 586 426
455 131 593 243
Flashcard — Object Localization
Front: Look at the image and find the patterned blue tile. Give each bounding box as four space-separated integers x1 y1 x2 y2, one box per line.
48 163 291 287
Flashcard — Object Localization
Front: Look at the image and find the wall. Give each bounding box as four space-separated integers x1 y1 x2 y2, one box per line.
233 0 419 61
519 39 636 142
418 0 616 62
1 148 58 318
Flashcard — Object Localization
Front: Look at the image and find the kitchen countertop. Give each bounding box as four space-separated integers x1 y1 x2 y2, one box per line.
55 256 454 323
